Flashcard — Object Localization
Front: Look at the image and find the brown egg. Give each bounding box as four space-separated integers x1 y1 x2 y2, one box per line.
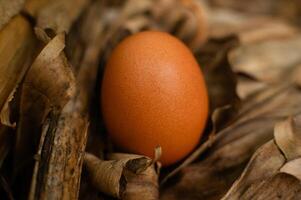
101 31 208 166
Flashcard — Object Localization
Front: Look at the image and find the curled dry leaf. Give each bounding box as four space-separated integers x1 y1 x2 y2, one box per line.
161 83 301 200
0 0 25 30
24 0 90 34
14 32 75 175
222 114 301 199
274 116 301 160
178 0 209 51
152 0 208 50
84 153 159 200
221 141 286 200
30 2 110 199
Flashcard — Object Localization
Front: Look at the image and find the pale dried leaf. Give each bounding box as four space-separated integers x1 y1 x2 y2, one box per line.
236 76 267 99
85 153 124 198
221 115 301 199
24 0 49 17
229 35 301 83
221 141 285 200
152 0 208 50
27 0 90 34
161 84 301 200
274 116 301 160
226 173 301 200
23 33 75 107
208 8 298 42
14 33 75 175
84 153 158 199
280 158 301 180
210 0 301 24
30 2 110 199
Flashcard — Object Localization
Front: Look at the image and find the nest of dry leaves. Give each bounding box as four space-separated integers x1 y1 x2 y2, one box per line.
1 0 301 199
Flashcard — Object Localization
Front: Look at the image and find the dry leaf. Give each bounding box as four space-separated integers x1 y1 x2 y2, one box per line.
14 32 75 175
29 2 108 199
207 7 298 42
0 88 16 127
235 76 267 99
280 158 301 180
161 83 301 200
152 0 208 50
84 153 159 200
209 0 301 24
1 0 301 199
0 15 37 113
222 115 301 199
0 0 25 30
274 117 301 160
25 0 90 34
197 36 239 112
229 35 301 83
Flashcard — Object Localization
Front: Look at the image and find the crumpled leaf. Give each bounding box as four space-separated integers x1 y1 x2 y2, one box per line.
229 35 301 83
152 0 208 50
161 83 301 200
24 0 90 34
84 153 159 200
221 115 301 199
221 141 286 200
14 32 75 175
207 6 298 41
0 0 25 30
29 2 109 199
274 116 301 160
209 0 301 24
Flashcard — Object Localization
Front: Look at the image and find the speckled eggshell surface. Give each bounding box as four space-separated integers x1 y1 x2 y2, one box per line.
101 31 208 166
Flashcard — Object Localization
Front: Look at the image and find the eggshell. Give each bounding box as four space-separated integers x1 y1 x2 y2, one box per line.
101 31 208 166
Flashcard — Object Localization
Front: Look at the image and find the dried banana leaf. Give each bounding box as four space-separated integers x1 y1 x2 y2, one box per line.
161 83 301 200
229 35 301 83
13 32 75 176
0 15 36 115
0 0 25 30
84 153 159 200
222 116 301 199
28 1 106 199
24 0 90 34
0 15 37 173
